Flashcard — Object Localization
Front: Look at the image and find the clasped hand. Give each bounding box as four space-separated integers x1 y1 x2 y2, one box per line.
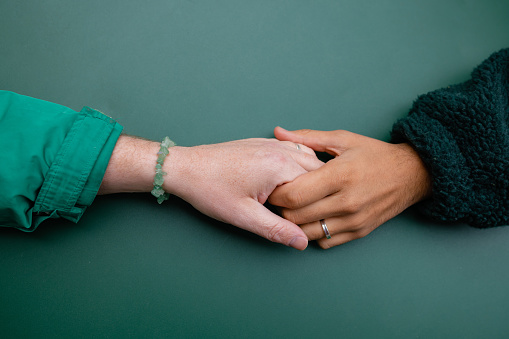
163 138 322 250
268 127 431 249
106 129 431 251
168 128 431 250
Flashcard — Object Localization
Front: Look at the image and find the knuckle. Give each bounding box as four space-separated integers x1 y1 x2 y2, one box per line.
334 129 348 137
337 163 360 186
299 129 313 136
265 151 292 172
331 172 348 190
347 215 368 232
329 163 354 187
342 196 363 214
280 208 290 219
265 222 286 242
357 228 371 239
352 229 369 241
334 129 354 141
268 151 289 165
318 240 331 249
280 209 297 224
255 149 286 163
282 190 304 209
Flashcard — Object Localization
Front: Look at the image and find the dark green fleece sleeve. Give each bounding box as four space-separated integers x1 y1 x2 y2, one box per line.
391 48 509 227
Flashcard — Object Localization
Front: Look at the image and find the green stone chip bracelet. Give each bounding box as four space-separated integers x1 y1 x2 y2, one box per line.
151 136 175 204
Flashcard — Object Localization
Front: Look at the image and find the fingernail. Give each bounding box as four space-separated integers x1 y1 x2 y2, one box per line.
289 236 308 251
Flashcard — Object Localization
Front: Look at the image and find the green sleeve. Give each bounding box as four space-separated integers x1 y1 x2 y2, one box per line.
391 48 509 227
0 91 123 231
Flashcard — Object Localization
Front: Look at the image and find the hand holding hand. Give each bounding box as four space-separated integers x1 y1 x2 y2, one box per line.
165 138 323 250
269 127 431 249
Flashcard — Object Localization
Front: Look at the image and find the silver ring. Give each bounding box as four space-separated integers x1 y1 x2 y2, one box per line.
295 143 301 150
320 219 331 239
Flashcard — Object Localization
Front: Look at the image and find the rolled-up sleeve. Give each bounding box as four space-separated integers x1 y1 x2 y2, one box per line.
0 91 123 231
390 49 509 227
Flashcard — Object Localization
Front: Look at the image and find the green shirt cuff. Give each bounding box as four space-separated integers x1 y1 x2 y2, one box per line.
32 107 123 229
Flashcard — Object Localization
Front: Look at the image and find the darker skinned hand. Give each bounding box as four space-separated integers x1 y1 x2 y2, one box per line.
268 127 431 249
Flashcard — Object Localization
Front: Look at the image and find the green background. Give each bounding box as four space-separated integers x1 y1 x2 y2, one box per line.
1 0 509 338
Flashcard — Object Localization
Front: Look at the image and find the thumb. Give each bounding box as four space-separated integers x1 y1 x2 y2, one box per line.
239 199 308 250
274 126 349 156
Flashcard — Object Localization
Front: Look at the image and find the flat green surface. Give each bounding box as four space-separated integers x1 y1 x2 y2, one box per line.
1 1 509 338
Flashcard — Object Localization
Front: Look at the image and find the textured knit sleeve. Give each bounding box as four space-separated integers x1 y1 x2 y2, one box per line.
0 91 123 231
391 48 509 227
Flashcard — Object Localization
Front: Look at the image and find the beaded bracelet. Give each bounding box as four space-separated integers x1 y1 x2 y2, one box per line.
151 136 176 204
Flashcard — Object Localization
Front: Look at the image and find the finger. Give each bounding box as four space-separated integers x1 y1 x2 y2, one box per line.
289 150 324 172
276 140 324 172
299 216 356 240
300 217 374 249
280 190 351 225
236 199 309 250
295 143 315 156
269 159 342 209
278 140 316 156
274 126 351 155
316 232 362 249
301 218 338 241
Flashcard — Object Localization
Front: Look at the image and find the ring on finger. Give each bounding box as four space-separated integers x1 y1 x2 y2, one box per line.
320 219 332 239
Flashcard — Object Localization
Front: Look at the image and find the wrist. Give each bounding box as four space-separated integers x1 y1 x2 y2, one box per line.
98 134 191 201
161 145 189 197
397 143 432 204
